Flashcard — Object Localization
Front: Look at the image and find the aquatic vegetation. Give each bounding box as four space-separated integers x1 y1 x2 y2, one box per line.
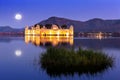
40 47 114 77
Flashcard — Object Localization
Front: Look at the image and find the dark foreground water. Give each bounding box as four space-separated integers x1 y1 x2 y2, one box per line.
0 37 120 80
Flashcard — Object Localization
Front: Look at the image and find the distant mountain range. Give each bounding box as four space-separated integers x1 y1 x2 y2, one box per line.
0 26 23 32
38 17 120 32
1 16 120 33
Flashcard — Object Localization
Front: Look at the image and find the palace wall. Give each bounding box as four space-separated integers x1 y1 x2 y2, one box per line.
25 25 74 36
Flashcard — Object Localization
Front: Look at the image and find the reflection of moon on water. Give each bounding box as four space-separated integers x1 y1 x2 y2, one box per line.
15 50 22 57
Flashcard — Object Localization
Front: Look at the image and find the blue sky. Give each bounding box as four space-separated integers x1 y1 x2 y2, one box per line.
0 0 120 28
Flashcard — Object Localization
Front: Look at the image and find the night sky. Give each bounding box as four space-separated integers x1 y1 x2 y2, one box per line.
0 0 120 28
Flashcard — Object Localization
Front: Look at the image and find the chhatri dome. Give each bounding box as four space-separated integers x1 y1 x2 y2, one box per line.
52 25 59 29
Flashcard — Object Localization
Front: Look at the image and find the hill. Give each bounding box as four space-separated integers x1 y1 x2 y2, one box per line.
0 26 24 32
38 16 120 32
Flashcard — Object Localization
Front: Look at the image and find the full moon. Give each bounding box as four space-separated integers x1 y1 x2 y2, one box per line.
15 13 22 20
15 50 22 57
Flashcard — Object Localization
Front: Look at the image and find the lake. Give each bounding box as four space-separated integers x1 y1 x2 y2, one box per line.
0 36 120 80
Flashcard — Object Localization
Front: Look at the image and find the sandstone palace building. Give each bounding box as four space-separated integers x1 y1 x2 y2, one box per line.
25 24 74 36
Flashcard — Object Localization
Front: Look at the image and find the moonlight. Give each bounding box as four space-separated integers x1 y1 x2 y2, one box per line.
15 13 22 20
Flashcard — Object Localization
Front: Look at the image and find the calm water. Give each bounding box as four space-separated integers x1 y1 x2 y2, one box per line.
0 37 120 80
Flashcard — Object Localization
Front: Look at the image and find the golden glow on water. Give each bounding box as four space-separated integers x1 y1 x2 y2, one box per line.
25 36 73 46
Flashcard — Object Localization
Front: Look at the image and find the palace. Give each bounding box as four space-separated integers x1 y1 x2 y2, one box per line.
25 24 74 36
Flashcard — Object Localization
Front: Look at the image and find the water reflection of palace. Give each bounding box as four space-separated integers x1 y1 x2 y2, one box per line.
25 36 73 46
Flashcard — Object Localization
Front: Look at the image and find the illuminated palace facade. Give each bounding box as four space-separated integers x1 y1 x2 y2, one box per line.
24 24 74 46
25 24 73 36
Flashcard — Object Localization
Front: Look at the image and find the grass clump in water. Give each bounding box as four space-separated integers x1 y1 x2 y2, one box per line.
40 47 114 77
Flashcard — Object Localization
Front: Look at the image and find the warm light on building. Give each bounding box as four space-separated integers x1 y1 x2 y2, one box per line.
25 24 74 36
96 32 103 40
